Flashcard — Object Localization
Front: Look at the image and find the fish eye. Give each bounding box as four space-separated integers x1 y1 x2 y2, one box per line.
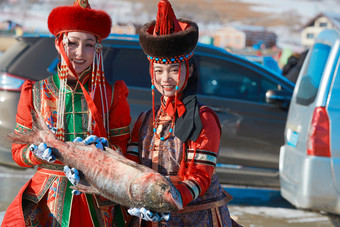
161 186 167 192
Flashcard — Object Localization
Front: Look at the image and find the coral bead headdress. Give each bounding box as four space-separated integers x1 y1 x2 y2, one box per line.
47 0 112 141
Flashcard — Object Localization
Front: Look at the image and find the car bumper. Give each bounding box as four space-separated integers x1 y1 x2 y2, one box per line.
279 145 340 214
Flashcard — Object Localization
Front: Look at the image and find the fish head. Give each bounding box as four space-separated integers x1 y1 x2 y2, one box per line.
131 172 183 212
161 180 183 211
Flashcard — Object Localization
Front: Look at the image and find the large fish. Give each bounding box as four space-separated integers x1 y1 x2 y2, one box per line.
7 111 183 212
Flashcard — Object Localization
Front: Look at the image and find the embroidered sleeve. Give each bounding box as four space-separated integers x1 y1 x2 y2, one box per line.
108 80 131 155
174 108 221 207
12 80 44 167
125 112 146 163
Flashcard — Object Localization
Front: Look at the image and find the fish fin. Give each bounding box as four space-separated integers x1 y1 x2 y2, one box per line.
6 109 50 145
70 184 100 195
103 149 122 159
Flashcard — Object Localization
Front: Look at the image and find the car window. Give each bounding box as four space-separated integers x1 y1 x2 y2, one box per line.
103 47 150 88
197 56 278 103
295 43 331 106
0 39 28 71
4 38 58 81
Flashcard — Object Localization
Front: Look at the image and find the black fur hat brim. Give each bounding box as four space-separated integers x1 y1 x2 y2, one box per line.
139 19 199 59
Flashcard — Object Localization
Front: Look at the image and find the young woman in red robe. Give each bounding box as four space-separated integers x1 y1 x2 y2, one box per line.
126 0 241 226
2 0 131 226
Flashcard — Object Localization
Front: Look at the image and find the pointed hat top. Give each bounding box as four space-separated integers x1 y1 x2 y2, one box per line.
153 0 182 36
139 0 199 63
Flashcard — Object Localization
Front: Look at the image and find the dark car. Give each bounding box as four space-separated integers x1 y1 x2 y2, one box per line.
0 34 294 188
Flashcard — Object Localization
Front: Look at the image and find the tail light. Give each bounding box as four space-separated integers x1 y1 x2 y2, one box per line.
0 72 25 91
307 107 331 157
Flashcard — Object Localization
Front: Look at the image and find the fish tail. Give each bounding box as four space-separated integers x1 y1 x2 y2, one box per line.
6 109 52 145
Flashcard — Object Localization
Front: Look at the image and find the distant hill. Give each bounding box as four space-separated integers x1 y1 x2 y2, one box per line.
1 0 339 47
126 0 290 27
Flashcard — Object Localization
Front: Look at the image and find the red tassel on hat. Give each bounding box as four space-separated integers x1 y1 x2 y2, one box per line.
153 0 182 36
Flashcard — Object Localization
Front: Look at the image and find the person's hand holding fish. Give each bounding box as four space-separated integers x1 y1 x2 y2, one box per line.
64 166 82 195
127 207 170 222
73 135 108 150
29 143 56 162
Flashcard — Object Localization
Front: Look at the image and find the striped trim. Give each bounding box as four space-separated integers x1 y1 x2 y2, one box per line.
14 123 31 133
23 176 57 203
22 146 35 167
182 179 201 200
109 126 130 137
187 149 217 167
126 144 139 157
39 163 65 171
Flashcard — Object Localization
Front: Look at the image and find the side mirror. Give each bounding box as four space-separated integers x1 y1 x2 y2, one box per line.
265 89 291 109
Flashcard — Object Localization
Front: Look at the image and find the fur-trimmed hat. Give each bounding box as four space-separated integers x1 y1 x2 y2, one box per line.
48 0 112 39
139 0 199 64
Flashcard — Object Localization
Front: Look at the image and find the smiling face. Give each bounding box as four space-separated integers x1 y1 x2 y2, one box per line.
153 62 193 99
56 32 96 78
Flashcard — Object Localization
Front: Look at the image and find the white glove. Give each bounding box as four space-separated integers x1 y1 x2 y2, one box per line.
127 207 170 222
64 166 82 195
29 143 56 162
73 135 108 150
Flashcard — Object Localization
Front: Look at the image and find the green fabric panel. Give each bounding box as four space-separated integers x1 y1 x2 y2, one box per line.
61 181 73 227
52 72 90 141
86 194 101 227
53 73 60 89
114 205 125 227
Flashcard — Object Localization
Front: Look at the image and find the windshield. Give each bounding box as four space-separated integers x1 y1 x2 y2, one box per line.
0 39 28 71
295 43 331 106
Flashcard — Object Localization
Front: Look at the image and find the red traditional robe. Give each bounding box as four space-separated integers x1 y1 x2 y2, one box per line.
2 69 131 227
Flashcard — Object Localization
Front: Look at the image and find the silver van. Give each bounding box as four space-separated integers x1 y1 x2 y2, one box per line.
280 29 340 215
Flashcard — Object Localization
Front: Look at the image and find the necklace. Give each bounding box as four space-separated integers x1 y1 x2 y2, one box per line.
153 108 175 141
151 61 181 141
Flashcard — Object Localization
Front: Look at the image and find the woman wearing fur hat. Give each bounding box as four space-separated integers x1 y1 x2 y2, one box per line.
2 0 131 226
126 0 240 226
